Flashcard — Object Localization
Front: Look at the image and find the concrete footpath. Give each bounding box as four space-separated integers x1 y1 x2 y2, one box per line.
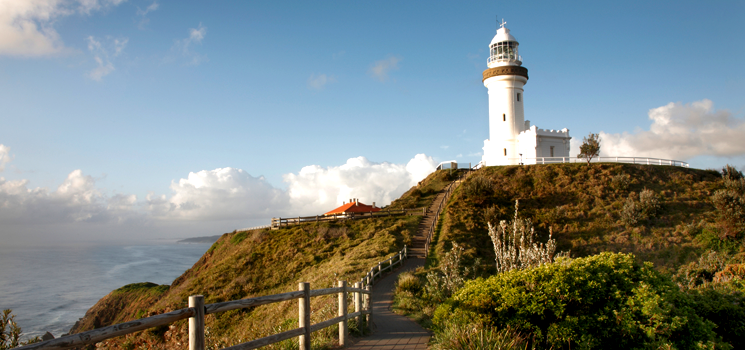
346 181 457 349
346 258 430 350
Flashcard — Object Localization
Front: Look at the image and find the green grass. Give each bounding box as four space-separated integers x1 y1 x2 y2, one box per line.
72 213 427 349
436 163 726 272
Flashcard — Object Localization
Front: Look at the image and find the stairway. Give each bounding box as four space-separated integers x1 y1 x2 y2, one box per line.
408 190 449 259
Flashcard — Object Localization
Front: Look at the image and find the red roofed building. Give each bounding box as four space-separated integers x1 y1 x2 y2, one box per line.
324 198 381 216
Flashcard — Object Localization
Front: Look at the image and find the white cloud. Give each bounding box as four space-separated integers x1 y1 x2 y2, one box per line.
170 23 207 65
147 167 288 221
284 154 436 215
307 73 336 90
0 149 437 243
0 0 126 57
136 1 158 29
369 55 401 82
0 144 11 171
136 1 158 16
0 169 140 225
600 99 745 160
149 154 437 220
86 35 127 81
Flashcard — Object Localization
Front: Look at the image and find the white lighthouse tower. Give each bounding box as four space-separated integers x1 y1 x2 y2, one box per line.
481 20 571 166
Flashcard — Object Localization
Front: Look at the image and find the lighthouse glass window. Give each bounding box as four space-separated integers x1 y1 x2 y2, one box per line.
491 42 518 60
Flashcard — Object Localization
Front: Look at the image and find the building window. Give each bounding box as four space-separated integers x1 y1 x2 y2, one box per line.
503 114 506 121
504 148 507 156
550 146 555 157
517 93 521 102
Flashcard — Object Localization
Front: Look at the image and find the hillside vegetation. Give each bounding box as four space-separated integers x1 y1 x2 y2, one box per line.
66 170 457 350
65 164 745 349
438 163 728 271
393 163 745 349
71 217 420 349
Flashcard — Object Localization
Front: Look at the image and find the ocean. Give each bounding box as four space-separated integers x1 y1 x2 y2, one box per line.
0 242 212 339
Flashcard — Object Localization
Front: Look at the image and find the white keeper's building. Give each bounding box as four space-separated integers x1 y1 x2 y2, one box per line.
481 21 571 166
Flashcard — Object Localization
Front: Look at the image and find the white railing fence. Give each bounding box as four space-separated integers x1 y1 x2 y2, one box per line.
472 157 689 168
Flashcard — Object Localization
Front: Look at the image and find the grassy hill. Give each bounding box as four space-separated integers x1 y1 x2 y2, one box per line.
67 170 459 349
66 164 744 349
435 163 729 272
393 163 745 349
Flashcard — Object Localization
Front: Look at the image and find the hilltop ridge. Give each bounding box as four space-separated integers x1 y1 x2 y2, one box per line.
67 164 734 348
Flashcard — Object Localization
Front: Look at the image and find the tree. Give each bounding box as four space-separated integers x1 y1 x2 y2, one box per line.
577 132 601 165
1 310 39 350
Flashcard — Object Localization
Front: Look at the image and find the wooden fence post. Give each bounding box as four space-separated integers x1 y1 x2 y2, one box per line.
366 284 373 332
338 280 348 346
188 295 205 350
354 282 362 332
298 282 311 350
377 261 382 276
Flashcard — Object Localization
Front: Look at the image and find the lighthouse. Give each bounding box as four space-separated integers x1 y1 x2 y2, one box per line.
481 20 571 166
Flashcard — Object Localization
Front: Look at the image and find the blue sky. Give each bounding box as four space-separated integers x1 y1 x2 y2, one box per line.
1 0 744 244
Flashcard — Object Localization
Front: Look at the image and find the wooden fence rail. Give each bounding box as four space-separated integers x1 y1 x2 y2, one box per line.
271 208 427 229
16 243 415 350
16 281 373 350
424 171 469 257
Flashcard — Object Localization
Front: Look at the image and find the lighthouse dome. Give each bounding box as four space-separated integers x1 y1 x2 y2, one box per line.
490 27 518 46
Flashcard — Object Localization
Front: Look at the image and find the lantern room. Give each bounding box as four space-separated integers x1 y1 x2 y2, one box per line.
487 20 522 68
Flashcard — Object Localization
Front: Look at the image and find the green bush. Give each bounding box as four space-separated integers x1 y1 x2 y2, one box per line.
434 253 724 350
711 189 745 237
621 189 661 225
463 175 494 203
688 286 745 347
431 323 534 350
610 173 631 191
1 310 39 350
675 250 729 289
396 272 422 295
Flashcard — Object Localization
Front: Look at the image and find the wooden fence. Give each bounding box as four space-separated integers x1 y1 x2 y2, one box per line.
424 171 468 257
358 246 407 287
17 282 370 350
17 244 411 350
271 208 427 229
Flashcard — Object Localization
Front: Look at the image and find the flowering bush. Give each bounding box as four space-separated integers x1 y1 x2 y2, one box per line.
433 253 728 349
487 200 562 274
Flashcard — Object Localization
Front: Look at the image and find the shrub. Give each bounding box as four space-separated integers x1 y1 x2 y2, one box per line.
396 272 422 295
487 201 561 274
1 310 39 350
675 250 729 289
434 253 722 350
722 164 744 182
431 323 534 350
688 286 745 347
610 173 631 191
463 175 494 202
711 189 745 237
621 189 660 225
639 188 661 216
424 243 478 303
620 196 641 225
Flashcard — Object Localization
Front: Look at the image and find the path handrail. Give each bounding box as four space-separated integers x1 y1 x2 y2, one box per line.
17 281 373 350
270 207 427 229
424 171 469 257
359 245 408 287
